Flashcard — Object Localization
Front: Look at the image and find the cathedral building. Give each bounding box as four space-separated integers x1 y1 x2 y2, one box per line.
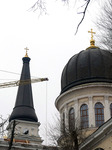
55 29 112 150
0 29 112 150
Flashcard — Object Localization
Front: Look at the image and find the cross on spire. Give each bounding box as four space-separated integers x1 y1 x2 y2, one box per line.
24 47 29 57
88 29 96 40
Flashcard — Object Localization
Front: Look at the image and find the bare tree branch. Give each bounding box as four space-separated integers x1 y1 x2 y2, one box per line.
47 114 85 149
0 116 9 138
96 0 112 50
29 0 47 16
61 0 91 34
30 0 92 34
75 0 90 34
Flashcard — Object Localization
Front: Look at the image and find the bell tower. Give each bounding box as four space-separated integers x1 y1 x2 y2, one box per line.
7 48 43 144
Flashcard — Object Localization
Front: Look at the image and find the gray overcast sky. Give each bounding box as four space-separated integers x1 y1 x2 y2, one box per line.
0 0 102 144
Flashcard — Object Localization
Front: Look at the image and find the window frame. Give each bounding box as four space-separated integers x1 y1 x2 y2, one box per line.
80 104 89 129
69 107 75 131
95 102 104 127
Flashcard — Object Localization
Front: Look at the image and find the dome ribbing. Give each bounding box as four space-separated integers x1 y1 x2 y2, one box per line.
61 48 112 94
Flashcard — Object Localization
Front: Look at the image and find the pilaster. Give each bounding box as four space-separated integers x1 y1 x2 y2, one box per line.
74 99 79 127
104 96 110 121
89 96 95 127
64 104 69 129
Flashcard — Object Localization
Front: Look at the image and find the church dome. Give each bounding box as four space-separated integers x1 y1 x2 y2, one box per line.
61 48 112 94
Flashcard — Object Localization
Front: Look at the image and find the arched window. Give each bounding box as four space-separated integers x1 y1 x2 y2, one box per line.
95 102 104 127
110 103 112 117
69 108 75 131
80 104 89 129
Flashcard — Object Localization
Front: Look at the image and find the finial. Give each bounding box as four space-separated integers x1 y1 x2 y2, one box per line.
86 29 99 50
88 29 96 47
24 47 29 57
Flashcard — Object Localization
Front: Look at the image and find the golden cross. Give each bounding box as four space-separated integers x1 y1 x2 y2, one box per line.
24 47 29 57
88 29 96 40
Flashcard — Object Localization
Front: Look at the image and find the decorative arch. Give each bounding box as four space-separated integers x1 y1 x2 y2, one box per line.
69 108 75 131
95 102 104 127
80 104 89 129
110 103 112 117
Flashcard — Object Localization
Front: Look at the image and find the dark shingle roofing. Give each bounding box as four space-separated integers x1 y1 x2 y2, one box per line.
9 57 38 122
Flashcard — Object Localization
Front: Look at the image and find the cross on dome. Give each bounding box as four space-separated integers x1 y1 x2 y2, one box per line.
88 29 96 40
87 29 97 48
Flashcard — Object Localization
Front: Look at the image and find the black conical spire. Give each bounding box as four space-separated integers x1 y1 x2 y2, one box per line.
9 56 38 122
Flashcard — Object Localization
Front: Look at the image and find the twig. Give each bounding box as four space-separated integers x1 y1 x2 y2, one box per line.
75 0 90 35
28 0 47 16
